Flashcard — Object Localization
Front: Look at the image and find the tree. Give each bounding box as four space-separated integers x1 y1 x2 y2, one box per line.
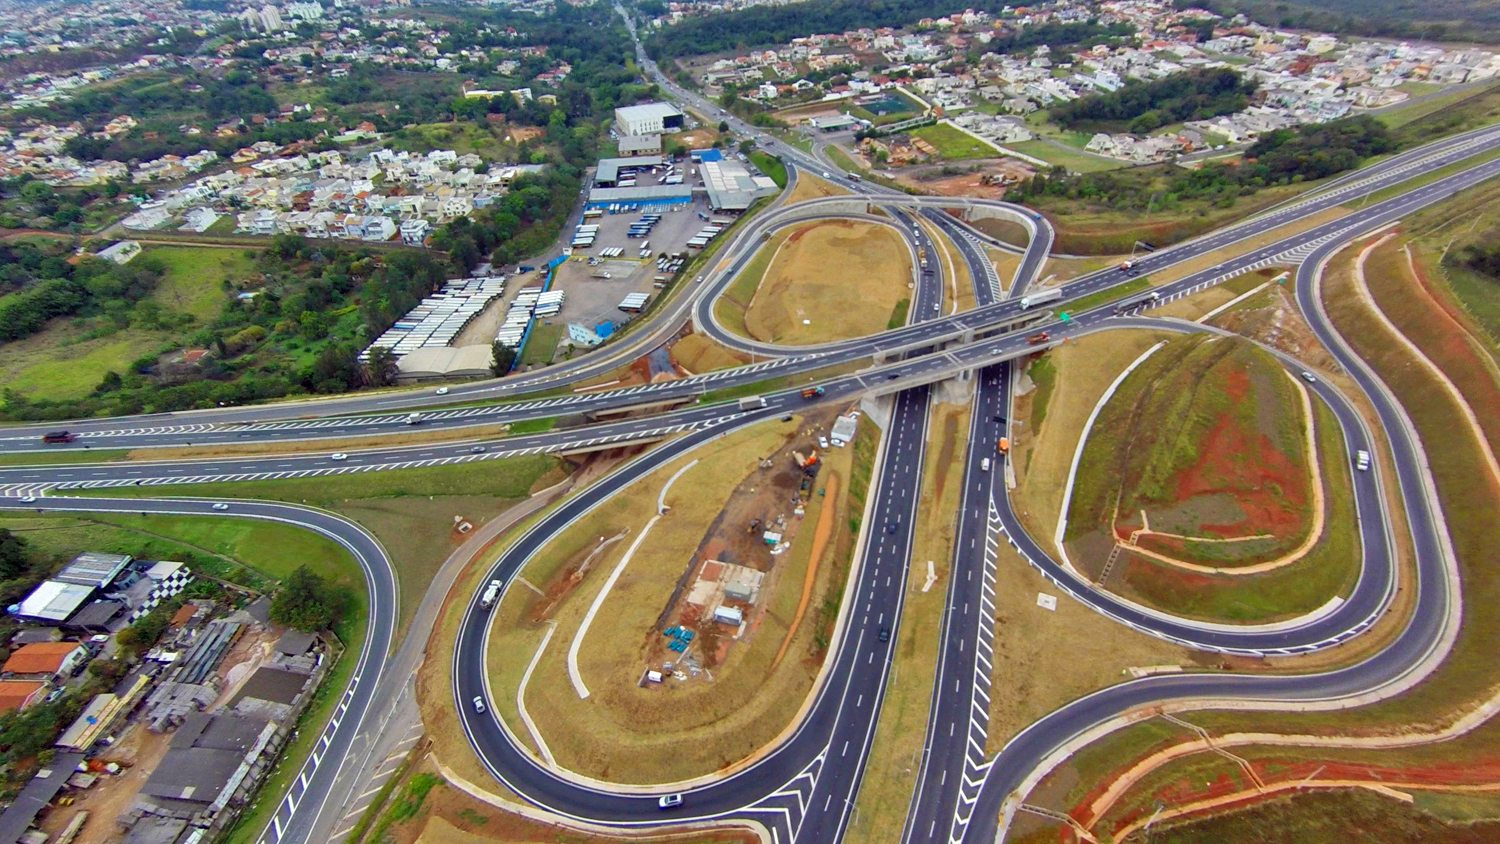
738 139 755 155
365 346 399 387
270 565 347 632
717 120 729 133
491 341 517 376
0 529 29 579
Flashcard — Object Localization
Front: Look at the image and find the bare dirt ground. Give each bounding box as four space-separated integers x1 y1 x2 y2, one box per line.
889 161 1033 198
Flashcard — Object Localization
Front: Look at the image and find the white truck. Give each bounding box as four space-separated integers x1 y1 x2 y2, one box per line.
738 396 767 411
480 579 502 610
1019 288 1063 309
406 412 423 425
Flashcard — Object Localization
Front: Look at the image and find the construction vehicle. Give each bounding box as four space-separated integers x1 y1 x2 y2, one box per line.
918 245 928 268
480 579 502 610
997 437 1010 455
1019 288 1062 309
801 386 825 399
1028 332 1050 345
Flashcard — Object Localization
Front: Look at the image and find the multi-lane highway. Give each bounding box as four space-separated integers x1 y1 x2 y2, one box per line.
5 10 1500 842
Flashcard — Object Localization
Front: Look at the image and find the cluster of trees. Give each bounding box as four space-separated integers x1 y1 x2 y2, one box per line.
270 565 350 632
1179 0 1500 45
1051 68 1256 134
1010 115 1396 211
1455 243 1500 280
647 0 1128 59
0 242 168 343
431 169 582 273
0 235 459 421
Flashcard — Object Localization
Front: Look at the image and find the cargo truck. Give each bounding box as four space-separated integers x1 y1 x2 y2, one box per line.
1112 291 1161 314
480 579 502 610
407 412 423 425
801 386 825 399
738 396 767 411
997 437 1010 454
1019 288 1062 309
1027 332 1050 344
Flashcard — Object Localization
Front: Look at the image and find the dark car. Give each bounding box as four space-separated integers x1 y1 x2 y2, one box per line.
878 628 890 643
887 522 899 534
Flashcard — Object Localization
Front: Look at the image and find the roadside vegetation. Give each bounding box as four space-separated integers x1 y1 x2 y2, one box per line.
1011 116 1394 254
1064 333 1359 621
93 455 564 634
1050 68 1256 135
484 414 875 783
1021 203 1500 841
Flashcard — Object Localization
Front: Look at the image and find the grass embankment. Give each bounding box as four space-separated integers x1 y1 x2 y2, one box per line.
714 227 790 339
0 511 368 844
1037 172 1319 255
918 216 973 313
748 151 788 188
822 144 865 176
845 400 964 843
968 216 1031 250
1063 277 1152 315
1034 225 1500 842
671 333 750 373
1138 788 1500 844
88 456 564 635
1009 329 1175 544
0 450 131 466
1065 334 1360 622
740 220 913 345
488 415 877 783
349 753 759 844
783 171 851 205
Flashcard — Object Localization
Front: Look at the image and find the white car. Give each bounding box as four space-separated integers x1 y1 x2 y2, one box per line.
981 458 991 472
472 696 486 713
658 794 684 809
818 436 829 449
435 387 449 395
331 453 349 461
212 503 230 511
1300 371 1317 383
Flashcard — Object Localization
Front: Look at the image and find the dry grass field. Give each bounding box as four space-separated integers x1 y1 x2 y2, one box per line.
742 220 913 345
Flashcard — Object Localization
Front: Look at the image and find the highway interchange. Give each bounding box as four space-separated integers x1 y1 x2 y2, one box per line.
2 13 1499 843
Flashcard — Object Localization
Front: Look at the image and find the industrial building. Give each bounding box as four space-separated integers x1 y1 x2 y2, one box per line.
594 155 664 187
613 102 685 137
12 552 193 633
700 159 779 212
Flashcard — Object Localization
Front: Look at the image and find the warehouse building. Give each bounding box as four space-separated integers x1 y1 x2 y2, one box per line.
594 155 664 187
614 102 684 137
585 184 694 213
700 160 779 212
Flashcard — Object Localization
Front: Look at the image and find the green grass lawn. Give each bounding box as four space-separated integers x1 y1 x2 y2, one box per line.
0 324 173 399
519 321 564 367
824 145 866 174
1378 81 1500 129
148 246 253 322
1007 140 1124 173
749 151 788 187
0 450 130 466
910 123 1000 161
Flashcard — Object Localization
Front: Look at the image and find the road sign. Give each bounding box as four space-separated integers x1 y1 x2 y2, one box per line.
1059 312 1071 322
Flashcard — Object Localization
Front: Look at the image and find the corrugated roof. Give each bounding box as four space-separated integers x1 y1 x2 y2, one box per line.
3 642 82 675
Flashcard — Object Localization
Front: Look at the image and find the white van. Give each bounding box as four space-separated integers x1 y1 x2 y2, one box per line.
981 457 991 472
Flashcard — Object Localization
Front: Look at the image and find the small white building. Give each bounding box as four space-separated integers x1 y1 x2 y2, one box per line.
179 206 222 233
